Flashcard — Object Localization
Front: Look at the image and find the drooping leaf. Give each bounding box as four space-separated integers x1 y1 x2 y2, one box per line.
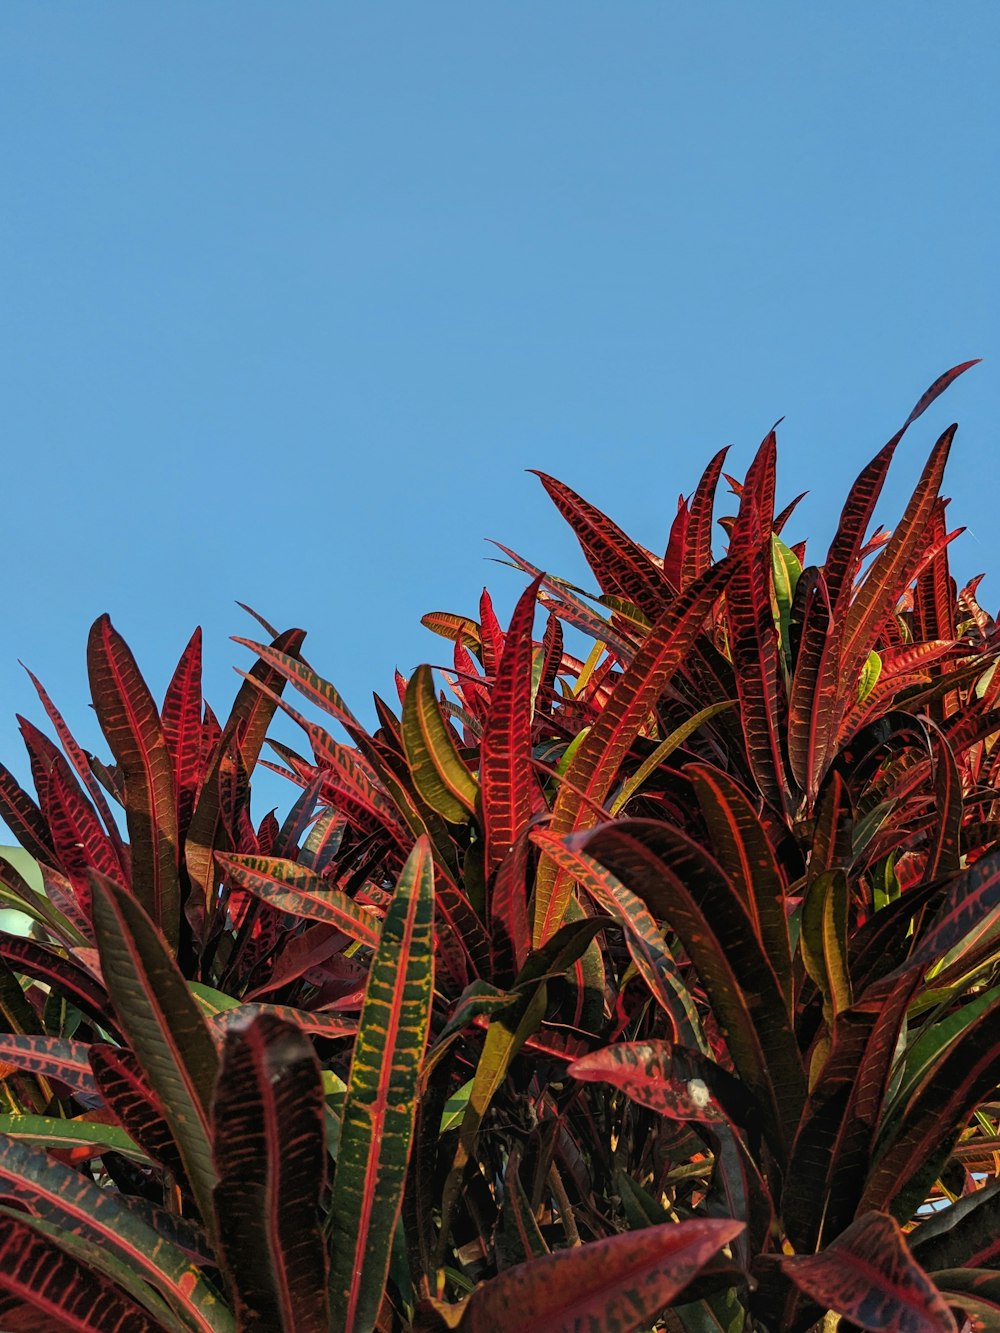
0 936 118 1038
906 844 1000 973
0 1210 166 1333
569 1042 728 1123
586 818 805 1156
929 1269 1000 1327
215 853 381 948
328 837 435 1333
0 1113 149 1165
910 1179 1000 1273
0 1134 230 1333
0 1034 97 1098
532 831 704 1048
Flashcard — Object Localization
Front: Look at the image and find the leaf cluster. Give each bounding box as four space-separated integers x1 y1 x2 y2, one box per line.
0 362 998 1331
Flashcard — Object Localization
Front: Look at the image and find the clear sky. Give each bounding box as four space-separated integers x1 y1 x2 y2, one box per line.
0 5 997 826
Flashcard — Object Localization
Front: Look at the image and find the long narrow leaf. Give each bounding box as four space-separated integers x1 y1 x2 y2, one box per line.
0 1211 165 1333
535 558 734 945
215 853 381 948
0 1134 229 1333
328 837 435 1333
402 664 479 824
87 615 181 947
89 871 220 1230
480 577 543 871
213 1013 329 1333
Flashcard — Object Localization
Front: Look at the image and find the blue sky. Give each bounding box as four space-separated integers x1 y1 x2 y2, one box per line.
0 4 997 825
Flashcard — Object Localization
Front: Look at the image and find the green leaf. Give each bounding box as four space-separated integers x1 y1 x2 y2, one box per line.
328 837 436 1333
771 533 802 671
884 983 1000 1126
858 648 883 703
0 1114 149 1164
800 869 852 1024
609 702 737 816
402 664 479 824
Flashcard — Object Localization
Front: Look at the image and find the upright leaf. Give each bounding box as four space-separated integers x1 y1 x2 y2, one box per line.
213 1013 329 1333
89 871 219 1229
329 838 435 1333
480 577 542 871
402 664 479 824
535 559 734 945
87 615 180 947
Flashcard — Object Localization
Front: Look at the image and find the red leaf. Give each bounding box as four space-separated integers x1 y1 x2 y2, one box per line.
662 494 689 591
162 627 204 838
0 761 54 867
0 1212 164 1333
213 1013 329 1333
533 471 673 618
781 1211 957 1333
569 1042 727 1122
452 1218 744 1333
726 442 791 812
788 567 840 802
88 1043 186 1181
20 666 126 866
535 558 734 944
681 446 729 589
480 576 543 871
87 615 180 947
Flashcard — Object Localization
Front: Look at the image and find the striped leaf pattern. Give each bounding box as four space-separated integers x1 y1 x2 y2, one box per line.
328 837 435 1333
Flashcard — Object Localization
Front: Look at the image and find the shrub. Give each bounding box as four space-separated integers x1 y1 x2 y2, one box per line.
0 361 997 1332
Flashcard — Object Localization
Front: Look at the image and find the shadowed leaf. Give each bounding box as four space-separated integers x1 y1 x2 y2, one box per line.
781 1211 956 1333
213 1013 329 1333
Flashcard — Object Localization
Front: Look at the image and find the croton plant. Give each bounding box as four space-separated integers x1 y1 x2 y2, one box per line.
0 361 997 1333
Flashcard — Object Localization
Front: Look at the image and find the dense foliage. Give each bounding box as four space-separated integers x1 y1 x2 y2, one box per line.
0 362 998 1332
